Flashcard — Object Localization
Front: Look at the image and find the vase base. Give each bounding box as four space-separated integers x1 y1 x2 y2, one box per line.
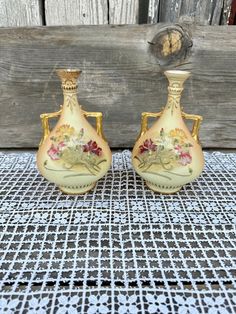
145 181 182 194
59 182 96 195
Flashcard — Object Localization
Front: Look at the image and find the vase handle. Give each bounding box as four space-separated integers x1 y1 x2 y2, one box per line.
39 109 62 146
182 112 203 143
39 109 106 145
83 110 106 141
138 111 202 143
138 111 163 139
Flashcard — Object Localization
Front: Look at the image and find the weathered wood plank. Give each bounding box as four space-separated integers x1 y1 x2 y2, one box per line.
0 24 235 148
0 0 43 27
45 0 108 25
109 0 139 24
149 0 227 25
226 0 234 24
148 0 160 24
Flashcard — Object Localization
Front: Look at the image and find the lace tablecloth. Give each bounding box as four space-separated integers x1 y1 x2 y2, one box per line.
0 151 235 314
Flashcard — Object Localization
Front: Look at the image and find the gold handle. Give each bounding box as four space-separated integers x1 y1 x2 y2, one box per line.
138 111 163 139
39 109 106 145
39 109 62 145
138 110 202 143
82 110 106 141
181 112 203 143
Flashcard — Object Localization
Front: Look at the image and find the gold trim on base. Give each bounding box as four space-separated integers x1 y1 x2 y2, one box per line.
59 182 96 195
145 181 182 194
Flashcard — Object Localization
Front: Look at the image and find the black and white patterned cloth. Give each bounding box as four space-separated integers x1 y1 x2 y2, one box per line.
0 151 235 313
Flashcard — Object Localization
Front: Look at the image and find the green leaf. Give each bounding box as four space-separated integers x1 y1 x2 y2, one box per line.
160 128 164 137
78 128 84 139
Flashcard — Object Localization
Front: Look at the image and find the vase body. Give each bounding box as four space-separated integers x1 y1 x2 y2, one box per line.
37 69 112 194
132 70 204 194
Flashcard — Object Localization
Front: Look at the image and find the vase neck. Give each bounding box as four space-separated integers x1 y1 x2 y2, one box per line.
62 89 81 113
57 69 82 114
165 83 183 116
164 70 190 117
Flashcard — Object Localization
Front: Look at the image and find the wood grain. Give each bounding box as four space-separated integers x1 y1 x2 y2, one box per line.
148 0 160 24
148 0 227 25
0 0 43 27
0 24 235 148
109 0 139 24
45 0 108 25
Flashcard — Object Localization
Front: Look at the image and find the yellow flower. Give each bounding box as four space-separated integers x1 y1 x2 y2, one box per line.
169 128 187 143
55 124 75 142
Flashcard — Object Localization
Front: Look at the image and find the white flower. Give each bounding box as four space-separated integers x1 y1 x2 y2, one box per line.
95 202 109 209
156 135 173 150
185 201 199 211
56 295 80 314
75 201 85 208
93 212 108 223
74 212 89 223
175 295 199 314
146 294 168 314
38 203 53 209
190 214 206 224
151 213 167 223
149 201 162 211
81 202 91 208
88 294 109 314
167 202 181 211
203 202 218 212
32 213 48 223
208 214 227 224
0 298 19 313
0 202 17 210
170 213 187 223
21 203 35 210
224 202 236 210
12 214 29 223
53 213 68 224
210 164 222 170
0 214 9 224
117 295 138 314
204 296 229 314
131 201 144 211
114 213 126 223
28 297 49 314
57 201 73 208
133 212 147 223
113 201 126 211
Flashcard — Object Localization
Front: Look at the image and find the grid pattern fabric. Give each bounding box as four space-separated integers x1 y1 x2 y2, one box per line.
0 151 235 314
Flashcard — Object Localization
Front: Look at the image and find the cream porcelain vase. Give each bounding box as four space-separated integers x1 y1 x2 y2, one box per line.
37 69 112 194
132 70 204 194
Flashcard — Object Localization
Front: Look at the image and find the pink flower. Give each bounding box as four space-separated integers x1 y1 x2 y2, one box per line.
58 141 65 149
139 139 157 154
175 145 182 152
179 151 192 166
83 140 102 156
47 144 60 160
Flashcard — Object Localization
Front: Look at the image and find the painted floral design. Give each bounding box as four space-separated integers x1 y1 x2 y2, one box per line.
83 140 102 156
139 139 157 154
44 124 106 177
134 128 193 181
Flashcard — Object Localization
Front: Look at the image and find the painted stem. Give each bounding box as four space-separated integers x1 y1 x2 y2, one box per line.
164 170 191 177
64 173 94 178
